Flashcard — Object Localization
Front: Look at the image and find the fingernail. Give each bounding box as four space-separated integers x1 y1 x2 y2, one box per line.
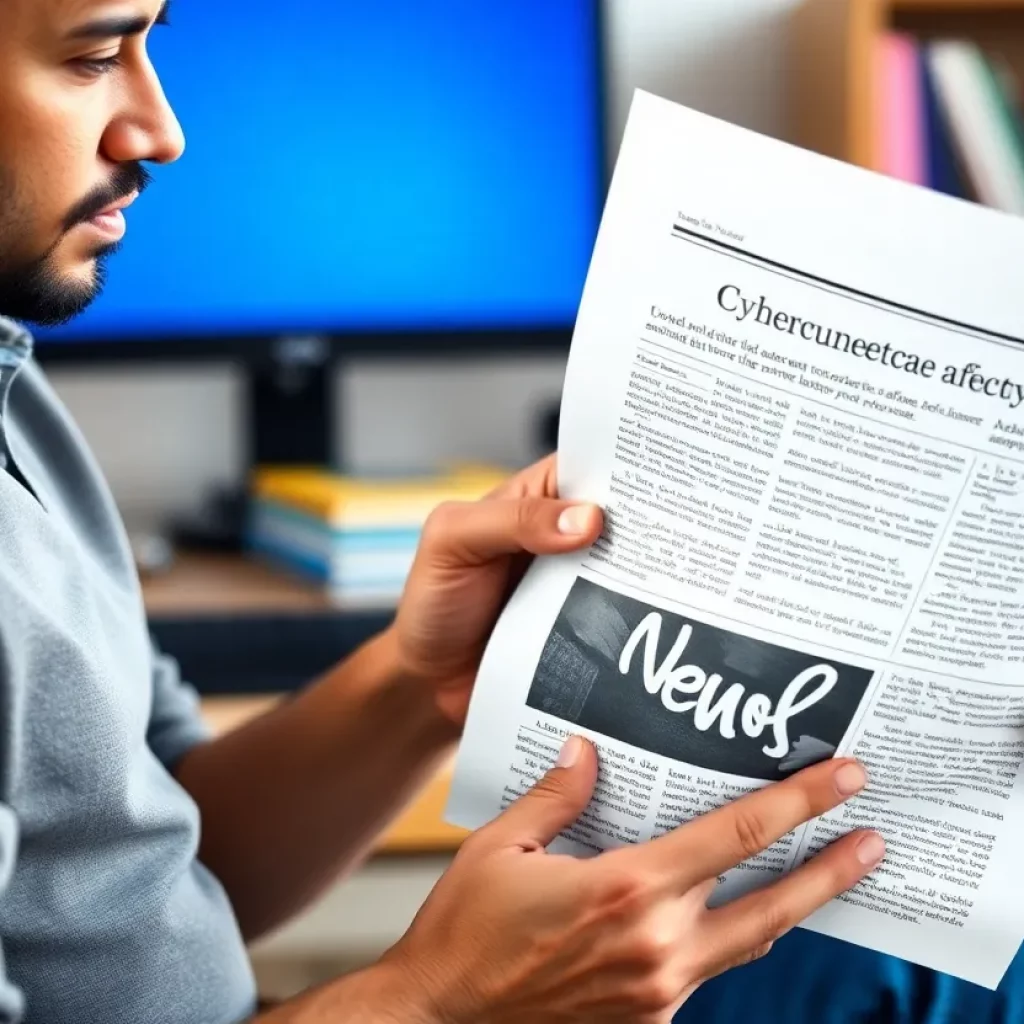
856 833 885 866
556 736 584 768
558 505 595 535
834 762 867 796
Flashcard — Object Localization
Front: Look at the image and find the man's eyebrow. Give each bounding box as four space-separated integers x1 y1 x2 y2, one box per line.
67 0 172 40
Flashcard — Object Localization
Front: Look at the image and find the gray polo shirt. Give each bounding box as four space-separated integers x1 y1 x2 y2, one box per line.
0 317 256 1022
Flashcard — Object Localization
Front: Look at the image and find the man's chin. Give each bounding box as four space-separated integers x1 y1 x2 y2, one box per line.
0 245 116 328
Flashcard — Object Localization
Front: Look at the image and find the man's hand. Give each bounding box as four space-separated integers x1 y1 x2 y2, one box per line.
266 740 883 1024
390 455 602 724
387 740 881 1023
178 455 599 940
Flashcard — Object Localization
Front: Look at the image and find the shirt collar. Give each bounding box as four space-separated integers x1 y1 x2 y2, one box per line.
0 318 34 368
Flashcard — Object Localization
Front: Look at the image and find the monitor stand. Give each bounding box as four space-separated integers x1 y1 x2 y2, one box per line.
246 342 335 467
165 338 561 555
169 338 337 552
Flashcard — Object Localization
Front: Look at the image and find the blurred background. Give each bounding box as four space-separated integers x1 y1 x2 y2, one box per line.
33 0 1023 1003
41 0 799 526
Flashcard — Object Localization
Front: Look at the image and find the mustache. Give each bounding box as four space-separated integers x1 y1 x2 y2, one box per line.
62 164 153 232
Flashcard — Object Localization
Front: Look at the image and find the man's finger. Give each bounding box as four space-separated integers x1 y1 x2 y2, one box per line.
697 828 884 976
474 736 599 851
488 454 558 500
423 497 603 566
638 758 868 887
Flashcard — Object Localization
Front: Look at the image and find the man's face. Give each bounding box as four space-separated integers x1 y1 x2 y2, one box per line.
0 0 184 326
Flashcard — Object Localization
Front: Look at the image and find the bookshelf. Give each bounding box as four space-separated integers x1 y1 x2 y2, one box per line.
792 0 1024 171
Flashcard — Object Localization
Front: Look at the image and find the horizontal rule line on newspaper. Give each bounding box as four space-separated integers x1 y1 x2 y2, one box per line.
670 225 1024 351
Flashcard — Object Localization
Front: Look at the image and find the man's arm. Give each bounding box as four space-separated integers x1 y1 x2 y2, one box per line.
174 628 456 942
251 962 420 1024
165 459 884 1022
172 457 602 942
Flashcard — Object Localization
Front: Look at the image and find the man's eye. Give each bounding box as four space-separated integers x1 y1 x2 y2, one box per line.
72 55 123 76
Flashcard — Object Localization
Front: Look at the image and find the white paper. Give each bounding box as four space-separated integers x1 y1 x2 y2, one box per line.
446 90 1024 989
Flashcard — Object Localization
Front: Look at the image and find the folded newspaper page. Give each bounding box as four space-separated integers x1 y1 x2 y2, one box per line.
445 90 1024 989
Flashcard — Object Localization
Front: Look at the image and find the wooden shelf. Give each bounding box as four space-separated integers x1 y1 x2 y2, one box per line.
892 0 1024 10
791 0 881 171
142 553 395 694
142 553 339 617
792 0 1024 171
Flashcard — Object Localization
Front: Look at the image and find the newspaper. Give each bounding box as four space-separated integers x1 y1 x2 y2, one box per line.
444 90 1024 989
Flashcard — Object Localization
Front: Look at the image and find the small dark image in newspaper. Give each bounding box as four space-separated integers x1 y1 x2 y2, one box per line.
526 577 873 782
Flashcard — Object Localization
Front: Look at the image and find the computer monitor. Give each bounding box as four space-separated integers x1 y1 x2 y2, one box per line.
35 0 606 473
35 0 606 363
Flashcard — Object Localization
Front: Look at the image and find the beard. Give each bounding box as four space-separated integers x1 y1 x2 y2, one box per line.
0 162 151 328
0 239 120 328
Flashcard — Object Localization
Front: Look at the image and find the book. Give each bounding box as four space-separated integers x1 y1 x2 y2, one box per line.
926 41 1024 214
919 43 967 198
246 465 508 603
981 51 1024 192
876 33 926 185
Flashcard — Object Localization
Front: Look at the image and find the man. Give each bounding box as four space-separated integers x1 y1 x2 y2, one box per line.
0 1 887 1021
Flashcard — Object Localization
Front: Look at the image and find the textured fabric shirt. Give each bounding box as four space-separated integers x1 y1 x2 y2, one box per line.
0 317 256 1023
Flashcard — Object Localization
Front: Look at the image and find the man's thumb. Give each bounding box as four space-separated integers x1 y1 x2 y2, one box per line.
479 737 598 850
423 498 603 567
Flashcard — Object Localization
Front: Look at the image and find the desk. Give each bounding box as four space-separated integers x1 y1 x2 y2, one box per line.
143 553 340 616
144 554 395 694
143 554 467 855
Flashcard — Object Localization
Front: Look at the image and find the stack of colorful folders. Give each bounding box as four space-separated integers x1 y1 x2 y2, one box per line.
246 464 509 606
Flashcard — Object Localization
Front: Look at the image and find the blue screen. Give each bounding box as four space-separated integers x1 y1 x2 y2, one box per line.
39 0 603 343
